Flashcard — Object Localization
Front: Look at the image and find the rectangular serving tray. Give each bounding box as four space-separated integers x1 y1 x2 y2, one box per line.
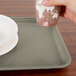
0 17 71 70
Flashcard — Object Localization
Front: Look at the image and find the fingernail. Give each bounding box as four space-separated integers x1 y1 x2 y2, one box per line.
42 0 49 5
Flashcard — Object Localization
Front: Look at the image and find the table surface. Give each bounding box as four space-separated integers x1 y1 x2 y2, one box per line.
0 0 76 76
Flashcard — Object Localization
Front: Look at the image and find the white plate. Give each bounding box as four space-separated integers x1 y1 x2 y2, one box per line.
0 15 18 46
0 34 18 56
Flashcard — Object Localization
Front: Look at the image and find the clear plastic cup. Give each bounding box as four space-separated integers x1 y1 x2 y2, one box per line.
35 0 60 27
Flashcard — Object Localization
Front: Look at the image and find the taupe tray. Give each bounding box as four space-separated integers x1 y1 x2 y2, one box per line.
0 17 71 70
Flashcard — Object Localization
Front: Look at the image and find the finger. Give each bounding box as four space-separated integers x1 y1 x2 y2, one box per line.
42 0 67 6
64 8 76 23
64 13 68 18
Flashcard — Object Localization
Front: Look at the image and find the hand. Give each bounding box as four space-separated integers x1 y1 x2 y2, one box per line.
42 0 76 23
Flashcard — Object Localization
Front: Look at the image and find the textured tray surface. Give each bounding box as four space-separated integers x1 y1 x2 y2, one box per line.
0 17 71 70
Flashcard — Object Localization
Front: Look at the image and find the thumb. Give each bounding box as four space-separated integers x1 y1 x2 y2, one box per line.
42 0 67 6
